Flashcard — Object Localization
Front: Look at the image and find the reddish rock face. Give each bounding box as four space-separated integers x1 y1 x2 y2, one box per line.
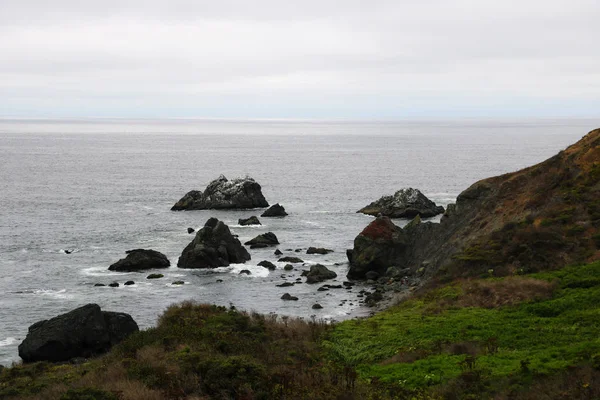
360 216 398 241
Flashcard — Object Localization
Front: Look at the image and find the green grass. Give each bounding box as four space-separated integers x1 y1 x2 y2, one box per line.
325 261 600 394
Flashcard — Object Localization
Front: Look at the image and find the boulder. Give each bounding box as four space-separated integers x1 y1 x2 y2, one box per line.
124 281 135 286
305 264 337 284
312 304 323 309
258 260 276 270
18 304 138 363
238 216 261 226
171 175 269 211
177 218 251 269
347 216 408 279
244 232 279 247
283 264 294 271
274 249 283 256
358 188 444 218
261 203 288 217
187 227 195 234
108 249 170 272
278 256 304 263
281 293 298 301
307 247 334 255
108 282 119 288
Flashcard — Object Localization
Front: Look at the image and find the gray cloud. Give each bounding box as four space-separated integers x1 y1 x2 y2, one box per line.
1 0 599 118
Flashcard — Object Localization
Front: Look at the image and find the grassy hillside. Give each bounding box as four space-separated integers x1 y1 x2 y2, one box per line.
2 261 599 399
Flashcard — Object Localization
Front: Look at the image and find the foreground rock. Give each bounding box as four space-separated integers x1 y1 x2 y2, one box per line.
171 175 269 211
244 232 279 248
358 188 444 218
178 218 250 269
261 203 288 217
108 249 170 272
238 216 261 226
18 304 138 363
306 264 337 283
347 216 408 279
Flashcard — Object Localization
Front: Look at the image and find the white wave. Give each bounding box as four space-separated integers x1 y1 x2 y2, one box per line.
80 266 124 276
0 337 18 347
229 263 270 278
229 224 265 229
33 289 74 300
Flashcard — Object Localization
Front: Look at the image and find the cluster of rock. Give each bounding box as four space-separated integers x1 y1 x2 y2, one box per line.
18 304 138 362
358 188 444 218
171 175 269 211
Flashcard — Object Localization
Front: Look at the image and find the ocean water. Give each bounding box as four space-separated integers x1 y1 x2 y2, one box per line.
0 118 596 366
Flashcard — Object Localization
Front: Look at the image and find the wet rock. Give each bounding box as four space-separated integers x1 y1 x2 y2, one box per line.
245 232 279 247
258 260 276 270
108 282 119 288
343 281 355 287
358 188 444 218
94 283 106 287
171 175 269 211
147 274 164 279
307 247 334 255
172 280 185 285
324 284 343 289
238 216 261 226
18 304 138 362
317 286 329 291
276 282 294 287
216 279 223 283
239 270 251 275
274 249 283 256
178 218 250 269
123 281 135 286
108 249 170 272
187 227 195 234
278 256 304 263
312 304 323 310
295 249 302 252
347 216 408 280
261 203 288 217
283 264 294 271
306 264 337 284
281 293 298 301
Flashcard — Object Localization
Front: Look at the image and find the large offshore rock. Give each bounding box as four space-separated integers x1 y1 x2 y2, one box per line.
178 218 251 268
18 304 138 363
347 216 408 279
171 175 269 211
358 188 444 218
108 249 170 272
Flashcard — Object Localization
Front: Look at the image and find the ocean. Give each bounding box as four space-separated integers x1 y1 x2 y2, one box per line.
0 118 596 366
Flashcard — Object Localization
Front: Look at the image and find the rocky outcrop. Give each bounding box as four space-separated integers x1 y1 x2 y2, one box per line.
244 232 279 248
307 247 333 255
171 175 269 211
261 203 288 217
177 218 250 269
347 216 408 279
18 304 138 363
305 264 337 283
238 216 261 226
258 260 276 270
108 249 170 272
358 188 444 218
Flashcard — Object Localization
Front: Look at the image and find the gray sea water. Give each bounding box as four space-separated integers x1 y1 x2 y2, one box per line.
0 118 597 366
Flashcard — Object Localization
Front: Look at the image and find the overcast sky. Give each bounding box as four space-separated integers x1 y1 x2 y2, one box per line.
1 0 599 119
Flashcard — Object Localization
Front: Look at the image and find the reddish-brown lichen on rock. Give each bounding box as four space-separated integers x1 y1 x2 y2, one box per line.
360 217 397 241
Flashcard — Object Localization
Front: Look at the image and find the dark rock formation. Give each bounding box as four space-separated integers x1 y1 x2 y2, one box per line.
18 304 138 363
171 175 269 211
147 274 163 279
258 260 276 270
346 216 408 280
281 293 298 301
274 249 283 256
305 264 337 284
307 247 334 255
277 282 294 287
283 264 294 271
177 218 251 269
239 269 251 275
172 280 185 285
188 227 195 234
278 256 304 263
312 304 323 309
358 188 444 218
261 203 288 217
238 216 261 226
244 232 279 247
108 249 170 272
124 281 135 286
108 282 119 288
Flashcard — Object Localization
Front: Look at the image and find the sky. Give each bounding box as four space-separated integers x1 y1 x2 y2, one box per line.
1 0 599 119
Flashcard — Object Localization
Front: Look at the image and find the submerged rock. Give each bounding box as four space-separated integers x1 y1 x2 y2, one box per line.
305 264 337 284
178 218 251 269
244 232 279 247
306 247 334 255
261 203 288 217
108 249 170 272
238 216 262 226
171 175 269 211
347 216 408 279
358 188 444 218
18 304 138 362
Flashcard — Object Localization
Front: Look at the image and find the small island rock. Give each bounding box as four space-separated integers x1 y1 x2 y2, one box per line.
306 247 334 255
108 249 170 272
18 304 138 362
261 203 288 217
178 218 251 269
244 232 279 248
238 216 261 226
358 188 444 218
281 293 298 301
305 264 337 284
171 175 269 211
